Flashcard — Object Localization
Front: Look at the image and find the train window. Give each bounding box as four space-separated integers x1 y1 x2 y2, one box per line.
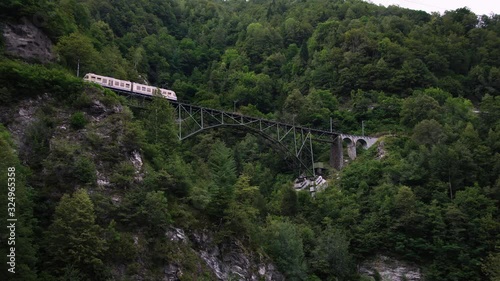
147 88 151 92
120 82 124 87
97 77 101 80
136 85 140 90
142 86 146 91
103 79 107 83
91 76 96 79
126 84 130 87
115 81 119 85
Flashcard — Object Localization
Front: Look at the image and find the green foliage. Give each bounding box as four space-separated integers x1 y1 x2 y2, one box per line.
143 96 177 148
141 191 171 235
482 252 500 281
56 32 99 74
148 232 216 280
400 93 441 128
224 175 261 237
280 185 298 217
243 22 282 64
22 116 54 170
207 141 237 219
412 119 446 147
44 189 106 280
72 90 94 108
0 60 83 100
110 161 136 188
0 125 37 280
70 111 88 129
480 94 500 129
261 218 307 280
74 156 97 185
0 0 82 38
42 139 98 189
3 1 500 280
0 86 12 104
310 227 352 281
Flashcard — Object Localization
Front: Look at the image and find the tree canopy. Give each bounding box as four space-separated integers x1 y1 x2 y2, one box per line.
1 0 500 280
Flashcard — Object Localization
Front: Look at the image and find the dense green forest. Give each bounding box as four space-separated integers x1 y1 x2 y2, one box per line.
0 0 499 280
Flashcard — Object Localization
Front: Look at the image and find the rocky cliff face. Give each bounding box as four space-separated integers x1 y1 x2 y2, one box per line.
166 228 285 281
1 91 285 281
359 255 423 281
2 18 55 63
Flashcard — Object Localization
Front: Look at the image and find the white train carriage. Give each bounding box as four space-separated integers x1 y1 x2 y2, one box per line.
83 73 178 101
132 84 177 100
83 73 132 92
158 89 177 100
132 83 156 96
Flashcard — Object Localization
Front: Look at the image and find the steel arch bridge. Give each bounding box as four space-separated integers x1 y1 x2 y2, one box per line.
117 90 378 177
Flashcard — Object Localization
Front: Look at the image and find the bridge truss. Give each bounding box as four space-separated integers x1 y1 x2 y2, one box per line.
173 102 341 177
115 89 376 176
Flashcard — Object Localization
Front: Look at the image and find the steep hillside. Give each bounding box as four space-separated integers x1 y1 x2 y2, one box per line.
0 72 286 280
1 0 499 280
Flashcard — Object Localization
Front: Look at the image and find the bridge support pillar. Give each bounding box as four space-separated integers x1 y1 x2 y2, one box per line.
330 135 343 171
347 141 357 160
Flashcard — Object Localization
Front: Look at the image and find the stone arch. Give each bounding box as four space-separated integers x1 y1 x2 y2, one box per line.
356 139 368 150
356 138 368 149
342 137 353 145
343 137 357 160
354 138 368 158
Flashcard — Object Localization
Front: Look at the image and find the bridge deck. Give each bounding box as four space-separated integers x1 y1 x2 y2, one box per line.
109 87 378 175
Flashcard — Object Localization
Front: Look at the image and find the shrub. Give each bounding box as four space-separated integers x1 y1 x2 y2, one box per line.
70 112 87 129
0 86 11 103
73 91 93 108
0 60 83 100
74 156 96 185
110 161 136 188
102 88 123 107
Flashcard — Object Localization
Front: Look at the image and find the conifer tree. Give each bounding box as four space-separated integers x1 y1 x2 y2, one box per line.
207 141 237 219
143 95 177 148
44 189 105 280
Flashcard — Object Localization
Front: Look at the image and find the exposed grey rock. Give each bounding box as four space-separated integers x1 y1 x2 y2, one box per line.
130 150 144 181
0 83 281 281
359 255 423 281
166 227 188 244
377 141 386 159
163 264 182 281
190 230 285 281
97 171 110 188
0 94 48 158
110 194 122 205
2 18 55 63
89 100 107 117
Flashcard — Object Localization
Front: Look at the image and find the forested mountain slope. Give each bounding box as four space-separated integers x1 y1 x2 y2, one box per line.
0 0 499 280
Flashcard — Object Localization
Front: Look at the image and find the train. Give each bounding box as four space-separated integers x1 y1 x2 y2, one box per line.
83 73 177 101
